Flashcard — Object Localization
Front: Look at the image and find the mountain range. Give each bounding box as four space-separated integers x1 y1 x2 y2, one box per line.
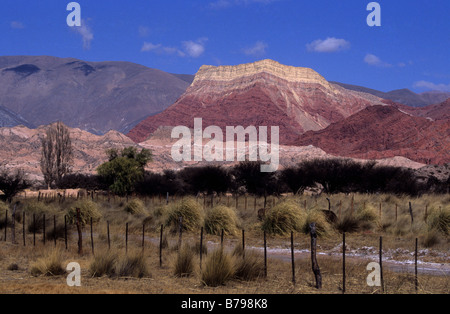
0 56 449 180
0 55 190 134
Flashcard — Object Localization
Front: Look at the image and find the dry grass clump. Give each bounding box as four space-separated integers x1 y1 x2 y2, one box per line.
421 229 441 248
427 206 450 235
30 249 66 277
262 200 306 236
89 250 117 277
124 199 147 215
204 205 239 236
173 245 195 278
233 249 265 281
165 198 204 232
336 215 360 233
201 249 234 287
355 204 380 231
67 200 102 225
302 210 332 237
114 252 150 278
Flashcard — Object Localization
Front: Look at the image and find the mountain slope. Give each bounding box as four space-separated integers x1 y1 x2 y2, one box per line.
331 81 450 107
0 105 34 128
0 55 191 134
128 59 383 144
295 105 450 164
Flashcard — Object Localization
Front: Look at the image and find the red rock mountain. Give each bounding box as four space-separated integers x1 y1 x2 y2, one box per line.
128 60 382 144
387 98 450 121
295 105 450 165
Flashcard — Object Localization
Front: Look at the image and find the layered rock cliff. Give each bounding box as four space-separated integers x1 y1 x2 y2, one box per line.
128 59 382 144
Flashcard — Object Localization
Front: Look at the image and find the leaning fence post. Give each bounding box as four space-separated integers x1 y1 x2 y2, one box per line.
11 204 16 244
409 202 414 225
310 223 322 289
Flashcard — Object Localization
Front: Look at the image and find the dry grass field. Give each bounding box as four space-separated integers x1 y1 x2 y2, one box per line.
0 193 448 294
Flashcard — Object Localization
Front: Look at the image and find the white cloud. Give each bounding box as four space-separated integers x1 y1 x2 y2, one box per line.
72 19 94 50
10 21 25 29
141 42 185 57
364 53 392 67
182 38 208 58
243 41 268 57
306 37 350 53
413 80 450 92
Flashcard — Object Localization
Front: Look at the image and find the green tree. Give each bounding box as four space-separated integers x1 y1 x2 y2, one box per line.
0 169 30 203
97 147 152 196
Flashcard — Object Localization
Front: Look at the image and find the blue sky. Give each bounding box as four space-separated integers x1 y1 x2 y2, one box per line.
1 0 449 93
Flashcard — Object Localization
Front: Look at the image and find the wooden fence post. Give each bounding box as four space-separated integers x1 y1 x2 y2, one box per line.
310 223 322 289
221 229 224 248
409 202 414 225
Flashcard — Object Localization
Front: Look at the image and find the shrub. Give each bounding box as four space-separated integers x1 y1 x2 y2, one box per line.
114 252 149 278
173 245 195 277
233 250 265 281
427 206 450 235
67 200 102 225
204 205 239 236
124 199 147 215
201 249 234 287
7 263 19 271
89 250 117 277
421 229 441 248
165 198 204 232
261 201 306 236
336 215 360 233
30 249 66 277
302 210 332 237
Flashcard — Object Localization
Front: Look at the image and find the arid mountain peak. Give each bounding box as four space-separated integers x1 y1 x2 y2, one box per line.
128 60 382 143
